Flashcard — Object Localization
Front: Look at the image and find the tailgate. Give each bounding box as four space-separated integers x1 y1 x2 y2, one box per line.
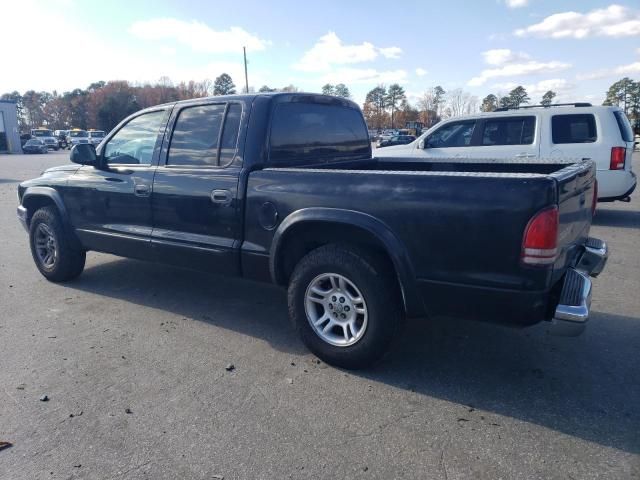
552 160 597 283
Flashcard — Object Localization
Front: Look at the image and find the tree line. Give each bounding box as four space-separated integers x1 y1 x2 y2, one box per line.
603 77 640 127
362 84 561 131
0 73 299 133
3 72 637 135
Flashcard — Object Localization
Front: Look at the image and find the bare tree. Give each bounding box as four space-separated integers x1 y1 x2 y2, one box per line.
446 89 477 117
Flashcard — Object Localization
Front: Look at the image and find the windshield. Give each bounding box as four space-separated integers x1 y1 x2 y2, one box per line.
32 130 53 137
89 131 105 137
69 130 88 137
25 139 43 146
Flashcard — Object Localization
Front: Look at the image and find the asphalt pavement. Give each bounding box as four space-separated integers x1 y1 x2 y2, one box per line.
0 151 639 479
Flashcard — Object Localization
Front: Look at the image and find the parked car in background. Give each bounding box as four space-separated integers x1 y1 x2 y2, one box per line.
67 129 89 149
17 93 606 368
30 128 59 151
22 139 49 154
54 130 69 149
87 129 105 146
377 135 416 148
20 134 32 148
375 103 636 202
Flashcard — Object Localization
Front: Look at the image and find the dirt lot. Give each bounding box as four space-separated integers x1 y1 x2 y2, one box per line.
0 151 639 479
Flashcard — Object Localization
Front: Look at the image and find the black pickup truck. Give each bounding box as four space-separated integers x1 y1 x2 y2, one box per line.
17 93 608 368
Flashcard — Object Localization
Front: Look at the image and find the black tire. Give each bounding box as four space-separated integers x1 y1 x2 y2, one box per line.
288 244 402 369
29 206 85 282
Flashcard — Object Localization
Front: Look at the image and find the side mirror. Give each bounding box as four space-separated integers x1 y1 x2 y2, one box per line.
70 144 98 166
418 138 427 149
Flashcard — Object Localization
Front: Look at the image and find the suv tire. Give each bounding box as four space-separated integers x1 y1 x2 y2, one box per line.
29 206 85 282
288 244 402 369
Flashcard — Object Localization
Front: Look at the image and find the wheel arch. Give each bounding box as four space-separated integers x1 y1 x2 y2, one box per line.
270 208 424 318
22 187 81 249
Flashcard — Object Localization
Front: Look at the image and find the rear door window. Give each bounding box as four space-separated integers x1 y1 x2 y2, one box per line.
613 111 634 142
269 102 370 166
481 116 535 145
552 114 597 144
168 104 226 167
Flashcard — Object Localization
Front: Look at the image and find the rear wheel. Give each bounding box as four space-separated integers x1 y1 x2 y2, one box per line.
29 206 85 282
288 244 402 369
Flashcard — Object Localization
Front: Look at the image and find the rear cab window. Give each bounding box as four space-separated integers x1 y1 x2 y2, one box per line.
481 116 535 146
552 114 597 144
613 110 634 142
268 101 370 166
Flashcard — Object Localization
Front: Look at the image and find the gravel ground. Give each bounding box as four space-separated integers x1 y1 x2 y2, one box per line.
0 151 638 479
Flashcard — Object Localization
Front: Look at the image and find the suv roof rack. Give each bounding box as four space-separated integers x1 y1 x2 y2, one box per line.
494 102 592 112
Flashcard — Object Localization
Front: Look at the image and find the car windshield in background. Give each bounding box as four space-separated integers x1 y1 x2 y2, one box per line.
25 139 43 146
90 132 105 137
69 131 88 137
32 130 52 137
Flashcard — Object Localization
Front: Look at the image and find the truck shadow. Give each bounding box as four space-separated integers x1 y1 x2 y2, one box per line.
69 256 305 355
69 257 639 454
592 208 640 229
368 310 640 454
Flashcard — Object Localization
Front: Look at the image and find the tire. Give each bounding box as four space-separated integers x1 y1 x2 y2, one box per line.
29 206 85 282
288 244 402 369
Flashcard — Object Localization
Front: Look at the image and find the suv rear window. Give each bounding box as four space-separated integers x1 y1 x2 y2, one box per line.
269 102 370 166
482 116 535 146
613 111 634 142
552 114 597 144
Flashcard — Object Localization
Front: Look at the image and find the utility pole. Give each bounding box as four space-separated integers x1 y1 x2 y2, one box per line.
243 47 249 94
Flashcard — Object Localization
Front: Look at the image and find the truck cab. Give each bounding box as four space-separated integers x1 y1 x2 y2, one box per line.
30 128 58 151
87 129 105 147
67 129 89 149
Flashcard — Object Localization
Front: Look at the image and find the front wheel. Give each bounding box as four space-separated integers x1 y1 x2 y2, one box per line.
29 206 85 282
288 244 402 369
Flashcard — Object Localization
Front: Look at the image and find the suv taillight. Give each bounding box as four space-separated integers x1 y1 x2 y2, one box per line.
592 179 598 216
521 206 559 266
610 147 626 170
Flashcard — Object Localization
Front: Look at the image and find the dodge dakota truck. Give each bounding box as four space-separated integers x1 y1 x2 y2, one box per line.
17 93 608 368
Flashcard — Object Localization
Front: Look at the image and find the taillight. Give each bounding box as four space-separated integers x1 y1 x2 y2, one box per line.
591 179 598 216
610 147 626 170
522 206 559 266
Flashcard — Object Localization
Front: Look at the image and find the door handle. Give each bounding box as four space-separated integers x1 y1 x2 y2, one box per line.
134 184 150 197
211 189 232 205
515 153 536 158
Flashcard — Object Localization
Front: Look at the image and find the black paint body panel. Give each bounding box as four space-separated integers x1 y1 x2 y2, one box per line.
17 93 597 326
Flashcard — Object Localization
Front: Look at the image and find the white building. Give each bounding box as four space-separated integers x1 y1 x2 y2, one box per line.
0 100 22 154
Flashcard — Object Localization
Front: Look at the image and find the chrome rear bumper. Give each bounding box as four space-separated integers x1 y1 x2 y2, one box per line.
549 237 608 336
550 269 592 336
576 237 608 277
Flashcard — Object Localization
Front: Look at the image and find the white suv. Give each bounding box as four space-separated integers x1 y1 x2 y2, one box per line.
376 103 636 202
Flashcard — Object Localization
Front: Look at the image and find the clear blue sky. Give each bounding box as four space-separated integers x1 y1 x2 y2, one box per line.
3 0 639 105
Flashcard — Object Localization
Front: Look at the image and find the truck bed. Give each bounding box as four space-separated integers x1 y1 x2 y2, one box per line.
245 157 596 323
